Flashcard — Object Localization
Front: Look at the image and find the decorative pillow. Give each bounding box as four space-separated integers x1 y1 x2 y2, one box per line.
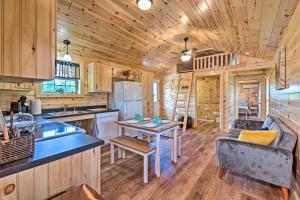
269 122 283 146
253 127 269 131
238 130 278 145
262 115 275 128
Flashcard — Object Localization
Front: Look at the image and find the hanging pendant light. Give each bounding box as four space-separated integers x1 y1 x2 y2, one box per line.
136 0 153 11
62 39 72 62
181 37 191 62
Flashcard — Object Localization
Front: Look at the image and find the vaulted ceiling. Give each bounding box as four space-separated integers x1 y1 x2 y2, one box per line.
57 0 299 71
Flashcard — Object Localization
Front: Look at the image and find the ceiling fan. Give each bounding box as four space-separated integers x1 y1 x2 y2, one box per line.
180 37 192 62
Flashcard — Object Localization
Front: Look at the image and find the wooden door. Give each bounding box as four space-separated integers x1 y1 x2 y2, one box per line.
148 72 154 107
3 0 21 77
36 0 56 80
0 0 2 75
141 70 149 108
21 0 36 78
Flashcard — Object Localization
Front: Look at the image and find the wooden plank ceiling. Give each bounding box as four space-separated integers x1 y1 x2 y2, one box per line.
57 0 299 71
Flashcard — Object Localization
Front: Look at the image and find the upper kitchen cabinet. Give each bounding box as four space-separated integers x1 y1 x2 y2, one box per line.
88 62 112 93
0 0 56 80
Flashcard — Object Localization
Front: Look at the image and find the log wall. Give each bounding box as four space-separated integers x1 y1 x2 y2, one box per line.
268 2 300 189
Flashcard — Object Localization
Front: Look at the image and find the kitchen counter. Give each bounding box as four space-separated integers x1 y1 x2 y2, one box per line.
0 132 104 178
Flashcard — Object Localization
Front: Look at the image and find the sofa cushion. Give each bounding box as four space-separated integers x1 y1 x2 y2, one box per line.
238 130 278 145
269 121 284 146
262 115 275 128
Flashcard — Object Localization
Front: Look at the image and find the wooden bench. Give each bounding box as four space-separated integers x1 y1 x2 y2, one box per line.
110 136 156 183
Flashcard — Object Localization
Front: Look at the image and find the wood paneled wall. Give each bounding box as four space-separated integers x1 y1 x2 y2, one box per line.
268 2 300 188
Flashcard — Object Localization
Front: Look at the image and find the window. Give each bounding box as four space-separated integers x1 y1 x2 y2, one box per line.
42 79 80 94
153 82 158 103
41 60 81 94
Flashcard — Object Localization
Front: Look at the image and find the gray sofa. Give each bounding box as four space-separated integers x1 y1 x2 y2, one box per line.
216 116 297 200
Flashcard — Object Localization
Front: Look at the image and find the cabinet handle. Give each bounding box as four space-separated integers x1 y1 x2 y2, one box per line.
4 184 15 195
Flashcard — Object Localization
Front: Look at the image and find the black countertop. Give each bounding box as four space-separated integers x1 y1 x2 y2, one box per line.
0 133 104 178
36 105 119 120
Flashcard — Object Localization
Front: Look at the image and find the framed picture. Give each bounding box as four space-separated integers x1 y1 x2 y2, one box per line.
275 47 287 90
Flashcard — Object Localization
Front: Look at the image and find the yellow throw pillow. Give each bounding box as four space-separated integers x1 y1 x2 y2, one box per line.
238 130 277 145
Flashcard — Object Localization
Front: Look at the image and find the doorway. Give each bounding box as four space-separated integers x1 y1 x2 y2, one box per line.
153 79 160 116
236 80 261 120
196 76 220 125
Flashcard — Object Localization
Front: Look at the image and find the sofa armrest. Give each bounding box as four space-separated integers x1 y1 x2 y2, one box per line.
232 119 264 129
216 137 293 188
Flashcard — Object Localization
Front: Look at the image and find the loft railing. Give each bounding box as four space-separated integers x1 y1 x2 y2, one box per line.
193 52 239 71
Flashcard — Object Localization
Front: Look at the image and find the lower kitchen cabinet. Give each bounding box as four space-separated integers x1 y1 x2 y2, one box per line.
0 147 101 200
93 111 118 144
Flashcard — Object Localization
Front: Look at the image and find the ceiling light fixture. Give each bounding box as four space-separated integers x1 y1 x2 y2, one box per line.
62 39 72 62
136 0 153 11
181 37 191 62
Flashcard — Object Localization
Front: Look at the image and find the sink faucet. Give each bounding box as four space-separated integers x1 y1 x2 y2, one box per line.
63 104 69 112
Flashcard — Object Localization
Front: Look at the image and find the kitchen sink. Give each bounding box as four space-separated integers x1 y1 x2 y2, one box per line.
48 110 91 117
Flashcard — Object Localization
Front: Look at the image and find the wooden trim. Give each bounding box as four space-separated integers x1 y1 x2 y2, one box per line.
47 114 95 122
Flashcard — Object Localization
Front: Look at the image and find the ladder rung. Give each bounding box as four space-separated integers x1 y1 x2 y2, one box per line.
180 85 189 88
175 105 186 108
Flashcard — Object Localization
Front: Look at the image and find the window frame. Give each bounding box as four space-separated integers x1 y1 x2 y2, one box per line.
36 62 84 98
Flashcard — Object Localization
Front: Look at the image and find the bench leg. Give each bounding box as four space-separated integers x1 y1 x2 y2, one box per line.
144 155 148 184
110 143 115 164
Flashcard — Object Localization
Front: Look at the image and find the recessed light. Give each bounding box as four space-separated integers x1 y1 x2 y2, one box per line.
136 0 153 11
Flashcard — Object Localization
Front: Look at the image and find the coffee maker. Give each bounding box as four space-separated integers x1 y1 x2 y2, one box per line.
11 96 30 113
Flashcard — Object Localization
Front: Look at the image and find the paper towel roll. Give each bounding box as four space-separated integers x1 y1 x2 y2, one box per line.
30 99 41 115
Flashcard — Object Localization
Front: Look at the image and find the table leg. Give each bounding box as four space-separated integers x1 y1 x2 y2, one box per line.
155 134 160 177
110 143 114 164
173 128 178 163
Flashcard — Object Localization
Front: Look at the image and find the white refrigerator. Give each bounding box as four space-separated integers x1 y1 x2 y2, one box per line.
112 81 143 120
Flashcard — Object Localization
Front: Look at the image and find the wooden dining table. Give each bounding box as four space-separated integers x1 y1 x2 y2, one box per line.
116 120 180 178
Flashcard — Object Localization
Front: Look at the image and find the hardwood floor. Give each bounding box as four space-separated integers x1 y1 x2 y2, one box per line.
101 122 291 200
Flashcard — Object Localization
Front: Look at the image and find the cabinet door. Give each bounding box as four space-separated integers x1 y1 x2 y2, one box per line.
3 0 20 77
101 66 112 92
95 63 101 92
36 0 56 80
0 174 17 199
21 0 36 78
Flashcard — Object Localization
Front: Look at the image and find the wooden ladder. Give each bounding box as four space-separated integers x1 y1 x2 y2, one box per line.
171 72 194 132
